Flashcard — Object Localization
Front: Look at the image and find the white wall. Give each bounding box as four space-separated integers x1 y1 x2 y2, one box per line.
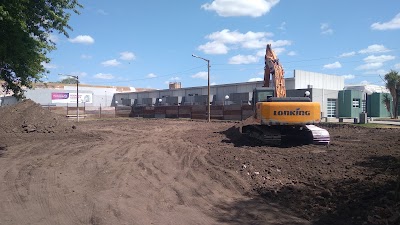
294 70 344 90
312 89 339 117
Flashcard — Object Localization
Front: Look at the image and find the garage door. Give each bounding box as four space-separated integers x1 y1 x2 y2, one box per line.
327 98 336 118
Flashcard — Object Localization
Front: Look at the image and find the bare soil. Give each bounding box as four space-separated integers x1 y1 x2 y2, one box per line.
0 100 399 225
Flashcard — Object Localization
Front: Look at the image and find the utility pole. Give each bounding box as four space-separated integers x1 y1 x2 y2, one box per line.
192 54 211 122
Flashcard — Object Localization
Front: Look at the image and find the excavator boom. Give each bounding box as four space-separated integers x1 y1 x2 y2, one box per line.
264 44 286 97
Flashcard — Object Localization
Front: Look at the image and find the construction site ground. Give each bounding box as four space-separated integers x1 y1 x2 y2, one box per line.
0 100 399 225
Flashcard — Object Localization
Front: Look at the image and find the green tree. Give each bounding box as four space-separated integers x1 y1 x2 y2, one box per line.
0 0 82 99
60 77 79 84
384 70 400 118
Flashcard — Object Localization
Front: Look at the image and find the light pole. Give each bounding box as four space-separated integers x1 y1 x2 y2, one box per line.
59 74 79 122
192 54 210 122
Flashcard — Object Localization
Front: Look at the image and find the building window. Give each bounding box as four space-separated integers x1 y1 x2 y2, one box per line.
327 98 336 118
352 98 360 108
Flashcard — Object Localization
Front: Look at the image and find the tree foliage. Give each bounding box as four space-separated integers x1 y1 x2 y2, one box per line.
0 0 82 99
60 77 79 84
384 70 400 118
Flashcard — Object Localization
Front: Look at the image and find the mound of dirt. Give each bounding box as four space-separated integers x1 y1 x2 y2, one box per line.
0 99 76 134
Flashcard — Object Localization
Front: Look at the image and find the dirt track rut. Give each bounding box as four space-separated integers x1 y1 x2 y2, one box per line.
1 118 399 225
0 119 308 225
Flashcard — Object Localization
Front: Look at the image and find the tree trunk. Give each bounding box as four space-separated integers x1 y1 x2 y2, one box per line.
390 89 398 119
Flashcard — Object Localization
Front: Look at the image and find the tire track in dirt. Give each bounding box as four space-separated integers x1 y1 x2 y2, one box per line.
0 119 310 225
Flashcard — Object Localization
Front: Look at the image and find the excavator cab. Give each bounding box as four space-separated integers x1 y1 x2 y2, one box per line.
252 87 275 104
251 87 275 112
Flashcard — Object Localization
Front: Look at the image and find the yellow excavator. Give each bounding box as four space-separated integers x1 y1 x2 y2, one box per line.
241 44 330 146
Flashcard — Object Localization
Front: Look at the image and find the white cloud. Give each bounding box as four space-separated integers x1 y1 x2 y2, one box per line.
371 13 400 30
363 55 395 64
198 29 290 55
321 23 333 35
81 54 92 59
272 47 285 55
339 51 356 58
94 73 114 79
170 77 180 81
197 41 229 54
395 63 400 70
70 72 87 77
120 51 136 61
323 61 341 69
69 35 95 44
242 39 269 49
356 62 383 70
192 72 208 80
278 22 286 30
359 44 390 54
248 77 263 82
97 9 108 15
205 29 275 50
229 55 259 64
101 59 121 67
206 29 272 44
211 82 217 86
147 73 157 78
342 74 355 80
41 62 57 69
360 80 370 85
256 50 266 57
201 0 280 17
356 54 395 71
287 51 296 56
268 40 292 47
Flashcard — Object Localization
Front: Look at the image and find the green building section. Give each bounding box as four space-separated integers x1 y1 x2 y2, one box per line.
338 90 363 118
367 93 392 117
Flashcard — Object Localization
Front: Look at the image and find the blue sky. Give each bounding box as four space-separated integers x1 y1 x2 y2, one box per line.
44 0 400 90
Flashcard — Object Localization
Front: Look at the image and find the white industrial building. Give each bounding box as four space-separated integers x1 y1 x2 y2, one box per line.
0 70 348 118
114 70 345 118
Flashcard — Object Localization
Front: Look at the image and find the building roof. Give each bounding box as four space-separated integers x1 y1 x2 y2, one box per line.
344 84 389 94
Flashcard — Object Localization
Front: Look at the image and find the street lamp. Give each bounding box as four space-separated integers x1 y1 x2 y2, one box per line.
192 54 210 122
225 95 229 105
59 74 79 122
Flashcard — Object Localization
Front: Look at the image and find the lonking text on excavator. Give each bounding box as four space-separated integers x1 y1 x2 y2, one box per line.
241 44 330 146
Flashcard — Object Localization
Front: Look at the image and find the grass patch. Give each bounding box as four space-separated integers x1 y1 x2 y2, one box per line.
354 123 400 129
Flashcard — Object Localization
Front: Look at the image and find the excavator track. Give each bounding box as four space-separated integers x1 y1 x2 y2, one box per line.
304 125 331 145
241 124 330 146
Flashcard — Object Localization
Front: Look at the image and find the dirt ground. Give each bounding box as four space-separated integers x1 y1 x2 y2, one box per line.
0 100 399 225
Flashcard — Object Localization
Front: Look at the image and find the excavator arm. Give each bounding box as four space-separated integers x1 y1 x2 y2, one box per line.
263 44 286 97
